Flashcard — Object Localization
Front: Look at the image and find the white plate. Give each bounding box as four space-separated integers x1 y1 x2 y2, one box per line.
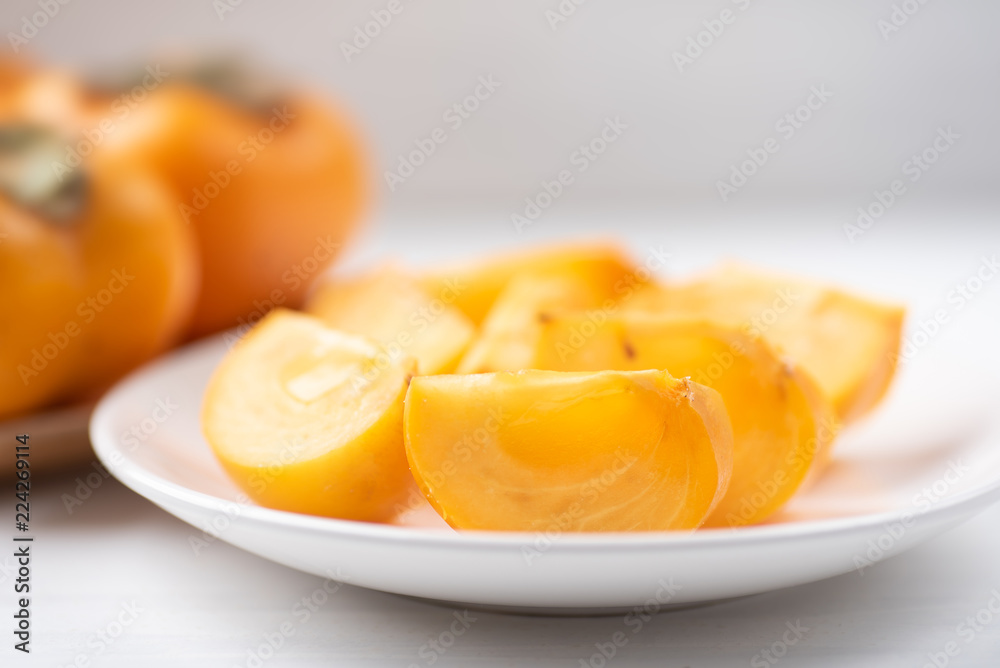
90 332 1000 613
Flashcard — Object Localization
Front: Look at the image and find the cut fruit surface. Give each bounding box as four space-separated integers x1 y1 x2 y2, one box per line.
625 263 905 424
202 309 415 521
307 265 475 374
534 315 836 527
404 369 733 532
456 271 620 374
419 241 636 326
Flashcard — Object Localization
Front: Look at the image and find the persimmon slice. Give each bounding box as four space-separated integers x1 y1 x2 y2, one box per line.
419 241 635 325
404 369 733 532
534 315 836 527
626 263 905 423
456 271 616 374
307 265 475 374
202 309 414 521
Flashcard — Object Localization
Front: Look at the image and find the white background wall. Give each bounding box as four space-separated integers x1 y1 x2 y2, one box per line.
3 0 998 215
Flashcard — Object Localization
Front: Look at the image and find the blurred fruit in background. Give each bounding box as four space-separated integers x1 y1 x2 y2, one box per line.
0 125 198 420
96 56 367 338
0 61 88 131
0 54 366 424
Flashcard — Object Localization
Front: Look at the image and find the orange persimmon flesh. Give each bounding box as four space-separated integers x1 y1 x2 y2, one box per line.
533 316 835 527
307 265 475 374
626 263 905 423
404 369 733 532
456 271 619 374
419 241 636 325
202 309 414 521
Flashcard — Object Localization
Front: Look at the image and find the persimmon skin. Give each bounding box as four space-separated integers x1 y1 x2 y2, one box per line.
404 369 733 532
102 82 367 339
533 315 836 528
68 153 200 395
202 310 415 522
0 152 197 419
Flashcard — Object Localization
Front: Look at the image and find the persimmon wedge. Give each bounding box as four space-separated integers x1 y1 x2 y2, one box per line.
420 241 636 325
202 309 414 521
533 316 836 528
404 369 733 532
626 263 905 423
307 265 475 374
456 271 620 374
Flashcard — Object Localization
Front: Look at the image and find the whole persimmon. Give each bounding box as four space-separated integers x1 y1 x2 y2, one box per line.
99 58 367 338
0 123 198 419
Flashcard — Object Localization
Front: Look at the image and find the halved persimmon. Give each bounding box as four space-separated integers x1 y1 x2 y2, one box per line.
626 263 905 423
307 265 475 374
404 369 733 532
533 315 836 527
419 241 635 325
202 309 414 521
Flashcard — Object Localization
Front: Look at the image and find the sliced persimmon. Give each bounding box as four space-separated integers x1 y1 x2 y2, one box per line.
404 369 733 532
202 309 415 521
626 263 905 423
533 315 836 527
456 271 619 374
419 241 635 325
307 265 475 374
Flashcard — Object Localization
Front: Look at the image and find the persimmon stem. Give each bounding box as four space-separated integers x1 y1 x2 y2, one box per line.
0 124 86 223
